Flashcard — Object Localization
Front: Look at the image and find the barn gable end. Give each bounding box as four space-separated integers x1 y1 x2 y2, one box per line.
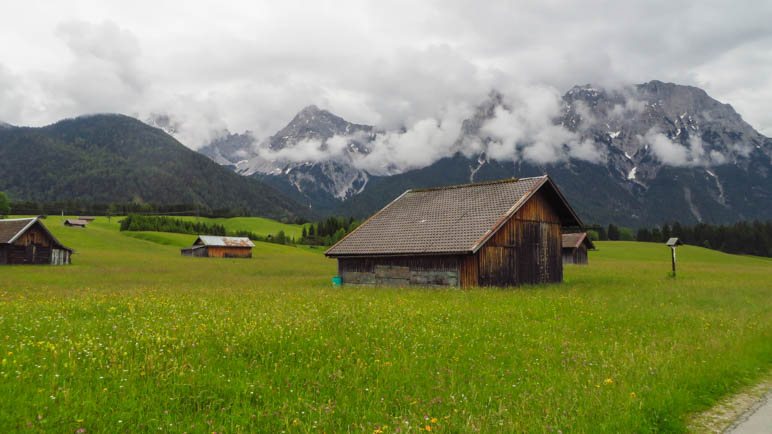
0 218 73 265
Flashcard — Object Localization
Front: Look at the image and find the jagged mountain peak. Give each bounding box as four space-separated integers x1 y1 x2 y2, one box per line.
270 105 374 150
298 104 321 114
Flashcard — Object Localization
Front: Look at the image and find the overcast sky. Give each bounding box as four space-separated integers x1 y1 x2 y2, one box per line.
1 0 771 149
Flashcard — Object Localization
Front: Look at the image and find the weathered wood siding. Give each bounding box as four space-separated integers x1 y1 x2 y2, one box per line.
476 188 563 286
562 245 588 265
459 255 479 287
339 255 460 287
51 248 71 265
181 247 207 257
205 246 252 258
12 224 53 248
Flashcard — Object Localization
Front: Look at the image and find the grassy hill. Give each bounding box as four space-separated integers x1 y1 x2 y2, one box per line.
173 216 310 239
0 221 770 431
0 115 314 221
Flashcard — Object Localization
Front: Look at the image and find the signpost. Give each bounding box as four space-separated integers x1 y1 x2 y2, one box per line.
665 237 683 277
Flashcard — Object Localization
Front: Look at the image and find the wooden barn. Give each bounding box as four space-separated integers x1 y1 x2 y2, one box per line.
325 176 583 287
0 218 73 265
181 236 254 258
78 216 96 222
561 232 596 265
64 219 88 227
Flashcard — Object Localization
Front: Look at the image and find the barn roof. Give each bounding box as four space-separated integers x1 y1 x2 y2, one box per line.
562 232 596 250
0 217 72 251
65 219 88 226
194 235 255 247
326 175 582 257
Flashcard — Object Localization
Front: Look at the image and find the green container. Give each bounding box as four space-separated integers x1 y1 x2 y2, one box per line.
332 276 342 286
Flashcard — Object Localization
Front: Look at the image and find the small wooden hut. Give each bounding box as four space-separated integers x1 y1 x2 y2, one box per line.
78 216 96 222
325 176 583 287
561 232 596 265
64 219 88 227
181 236 254 258
0 218 73 265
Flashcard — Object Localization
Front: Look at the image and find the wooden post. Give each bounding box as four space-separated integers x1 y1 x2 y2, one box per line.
671 246 676 277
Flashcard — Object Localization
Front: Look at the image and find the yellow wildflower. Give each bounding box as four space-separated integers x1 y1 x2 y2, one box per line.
604 378 613 384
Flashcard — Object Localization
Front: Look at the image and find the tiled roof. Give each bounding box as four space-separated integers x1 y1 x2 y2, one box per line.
562 232 595 250
0 218 36 244
194 235 254 247
326 176 580 257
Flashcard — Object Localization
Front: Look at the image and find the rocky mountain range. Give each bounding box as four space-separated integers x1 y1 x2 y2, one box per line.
197 80 772 227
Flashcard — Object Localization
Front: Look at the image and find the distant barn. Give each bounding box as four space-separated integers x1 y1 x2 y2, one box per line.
0 218 73 265
325 176 583 287
562 232 596 265
78 216 96 222
64 219 88 227
181 236 254 258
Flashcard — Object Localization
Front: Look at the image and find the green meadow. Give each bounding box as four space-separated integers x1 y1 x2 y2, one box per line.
1 217 771 432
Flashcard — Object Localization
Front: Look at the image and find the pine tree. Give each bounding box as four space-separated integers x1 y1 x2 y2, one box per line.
607 224 620 241
662 223 672 240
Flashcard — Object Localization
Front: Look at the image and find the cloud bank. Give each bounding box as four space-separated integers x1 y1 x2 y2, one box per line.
1 0 770 163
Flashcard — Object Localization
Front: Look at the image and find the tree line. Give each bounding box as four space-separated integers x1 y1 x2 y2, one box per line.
299 217 362 246
119 215 296 245
6 199 310 222
586 221 772 257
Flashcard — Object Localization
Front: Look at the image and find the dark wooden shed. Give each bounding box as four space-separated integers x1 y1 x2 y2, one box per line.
561 232 596 265
181 236 254 258
0 218 73 265
64 219 88 227
325 176 582 287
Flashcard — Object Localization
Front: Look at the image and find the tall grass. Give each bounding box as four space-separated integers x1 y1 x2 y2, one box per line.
0 218 770 432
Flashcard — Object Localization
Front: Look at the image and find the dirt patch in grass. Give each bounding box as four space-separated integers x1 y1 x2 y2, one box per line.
687 374 772 433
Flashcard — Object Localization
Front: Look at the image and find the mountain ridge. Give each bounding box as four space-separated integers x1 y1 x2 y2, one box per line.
0 114 315 222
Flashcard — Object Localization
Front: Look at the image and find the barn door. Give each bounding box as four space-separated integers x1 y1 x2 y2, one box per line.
515 222 541 285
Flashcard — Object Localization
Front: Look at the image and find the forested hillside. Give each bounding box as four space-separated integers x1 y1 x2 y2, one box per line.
0 115 314 222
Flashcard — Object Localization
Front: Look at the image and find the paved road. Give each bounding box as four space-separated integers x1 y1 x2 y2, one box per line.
728 391 772 434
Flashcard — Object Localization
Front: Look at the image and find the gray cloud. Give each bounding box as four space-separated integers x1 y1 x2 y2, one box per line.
479 86 605 164
0 0 770 158
644 130 726 167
